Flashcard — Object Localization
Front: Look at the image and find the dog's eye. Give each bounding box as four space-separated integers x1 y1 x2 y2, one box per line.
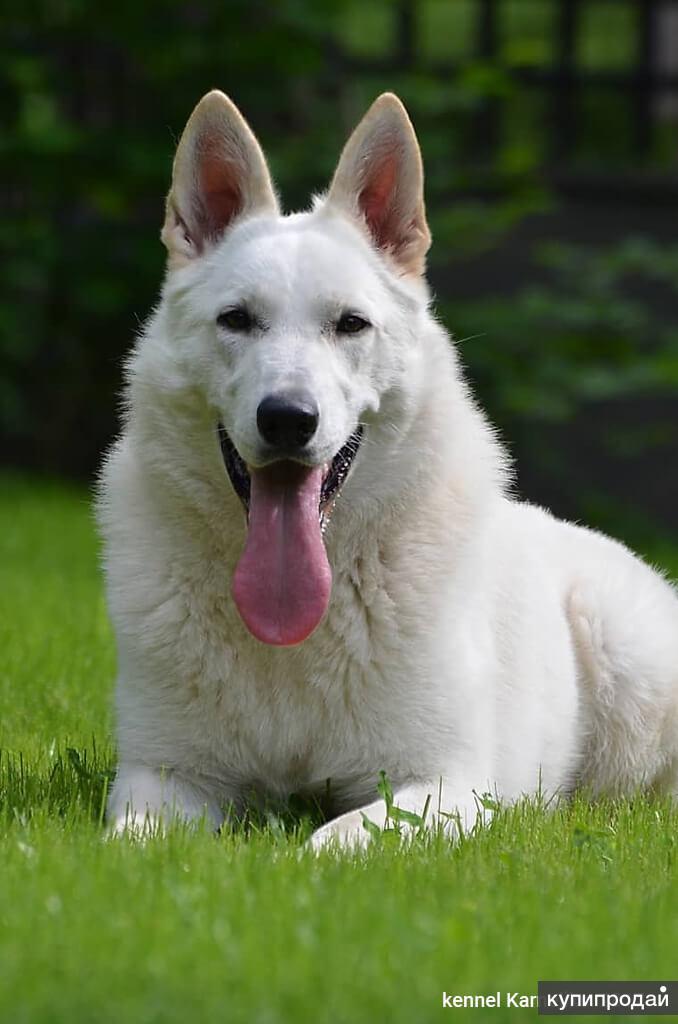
336 313 371 335
217 308 254 332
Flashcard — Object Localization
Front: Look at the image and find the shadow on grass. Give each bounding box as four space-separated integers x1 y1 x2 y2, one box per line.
1 745 676 865
0 743 115 828
0 743 327 841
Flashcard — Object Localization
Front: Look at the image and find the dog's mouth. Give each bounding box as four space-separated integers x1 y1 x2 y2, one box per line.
217 423 363 529
217 423 363 648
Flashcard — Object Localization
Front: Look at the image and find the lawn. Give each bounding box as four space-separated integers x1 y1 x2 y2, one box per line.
1 474 677 1023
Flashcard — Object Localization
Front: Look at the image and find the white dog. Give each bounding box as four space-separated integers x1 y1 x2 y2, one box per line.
98 90 678 848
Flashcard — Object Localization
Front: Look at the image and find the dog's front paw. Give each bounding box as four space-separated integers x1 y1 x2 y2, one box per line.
308 800 389 852
309 811 372 852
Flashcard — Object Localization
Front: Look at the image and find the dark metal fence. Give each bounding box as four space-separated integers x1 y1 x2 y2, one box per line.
339 0 678 194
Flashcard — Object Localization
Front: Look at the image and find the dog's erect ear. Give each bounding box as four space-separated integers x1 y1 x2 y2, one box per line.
161 90 278 265
325 93 431 276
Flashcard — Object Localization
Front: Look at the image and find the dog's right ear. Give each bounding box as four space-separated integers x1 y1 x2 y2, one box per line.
161 91 278 267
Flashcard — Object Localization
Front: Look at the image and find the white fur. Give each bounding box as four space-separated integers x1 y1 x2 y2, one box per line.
98 92 678 847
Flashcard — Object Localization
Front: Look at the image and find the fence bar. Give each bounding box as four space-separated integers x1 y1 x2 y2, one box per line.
552 0 579 160
476 0 499 57
634 0 656 157
474 0 500 161
395 0 417 70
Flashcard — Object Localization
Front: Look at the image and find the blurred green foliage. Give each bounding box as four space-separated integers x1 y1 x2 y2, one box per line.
449 238 678 544
2 0 676 545
454 239 678 420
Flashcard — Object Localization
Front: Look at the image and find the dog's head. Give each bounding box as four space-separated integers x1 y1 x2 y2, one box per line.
156 91 435 646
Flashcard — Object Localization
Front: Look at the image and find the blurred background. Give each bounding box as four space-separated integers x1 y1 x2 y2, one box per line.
3 0 677 557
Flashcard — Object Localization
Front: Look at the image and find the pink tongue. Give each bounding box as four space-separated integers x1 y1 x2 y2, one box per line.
232 463 332 646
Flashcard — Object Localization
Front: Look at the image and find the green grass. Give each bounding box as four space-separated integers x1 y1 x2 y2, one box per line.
1 474 677 1023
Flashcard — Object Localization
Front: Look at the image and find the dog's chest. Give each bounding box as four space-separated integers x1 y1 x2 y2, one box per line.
173 557 450 793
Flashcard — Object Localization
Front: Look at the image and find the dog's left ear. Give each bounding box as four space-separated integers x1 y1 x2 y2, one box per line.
325 93 431 276
161 90 278 266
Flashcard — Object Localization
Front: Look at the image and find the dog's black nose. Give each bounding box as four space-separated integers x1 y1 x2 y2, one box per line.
257 391 319 450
